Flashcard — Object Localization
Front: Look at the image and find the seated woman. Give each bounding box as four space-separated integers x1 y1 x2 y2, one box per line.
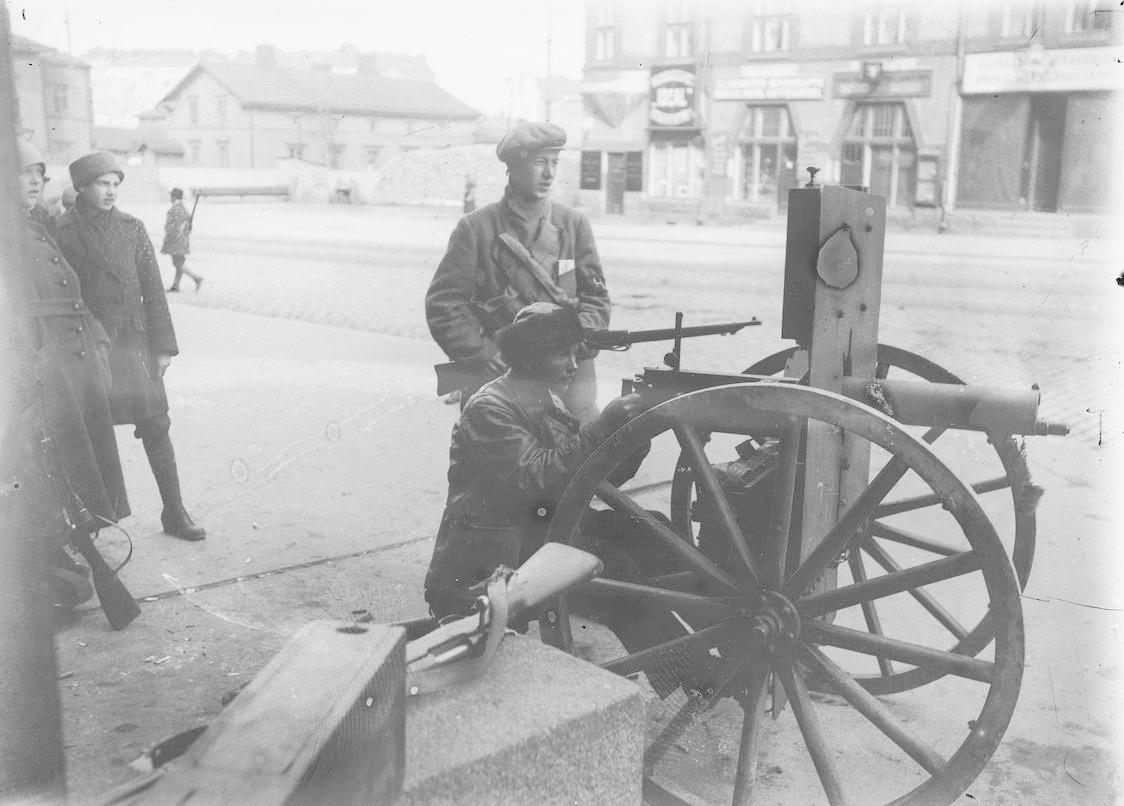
423 303 696 690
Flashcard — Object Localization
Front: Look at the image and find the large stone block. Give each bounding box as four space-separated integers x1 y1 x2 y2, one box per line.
401 634 644 806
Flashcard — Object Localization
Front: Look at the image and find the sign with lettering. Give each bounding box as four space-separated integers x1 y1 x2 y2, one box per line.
833 70 932 99
713 74 825 101
580 150 602 190
649 67 697 128
963 46 1121 94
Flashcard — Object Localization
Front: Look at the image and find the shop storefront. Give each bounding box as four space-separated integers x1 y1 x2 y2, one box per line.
957 45 1118 213
646 65 704 209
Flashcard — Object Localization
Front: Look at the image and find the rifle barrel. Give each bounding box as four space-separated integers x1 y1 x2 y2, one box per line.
587 318 760 349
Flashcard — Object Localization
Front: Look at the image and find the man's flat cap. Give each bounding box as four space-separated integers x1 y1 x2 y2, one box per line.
496 121 567 164
496 302 583 358
69 151 125 189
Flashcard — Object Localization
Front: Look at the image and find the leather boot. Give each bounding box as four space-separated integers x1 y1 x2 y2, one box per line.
144 433 206 541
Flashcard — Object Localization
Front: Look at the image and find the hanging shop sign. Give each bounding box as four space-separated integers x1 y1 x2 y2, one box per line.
962 46 1121 94
713 74 825 101
649 67 697 128
834 70 932 98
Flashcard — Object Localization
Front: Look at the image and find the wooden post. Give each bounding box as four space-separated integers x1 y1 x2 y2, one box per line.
782 184 887 592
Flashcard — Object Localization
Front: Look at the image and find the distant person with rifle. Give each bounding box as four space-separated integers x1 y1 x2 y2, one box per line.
162 187 203 292
425 122 610 423
55 152 206 542
0 141 139 628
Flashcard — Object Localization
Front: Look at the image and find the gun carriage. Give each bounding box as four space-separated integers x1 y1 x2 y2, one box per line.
534 175 1066 805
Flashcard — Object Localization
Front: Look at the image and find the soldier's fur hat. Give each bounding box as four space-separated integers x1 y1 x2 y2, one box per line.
69 151 124 189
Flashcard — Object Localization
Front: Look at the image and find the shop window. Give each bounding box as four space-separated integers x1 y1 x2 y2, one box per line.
216 141 230 168
1064 0 1112 32
664 2 692 58
739 105 797 204
595 3 617 61
188 140 201 165
747 0 792 53
649 140 696 198
329 144 346 170
841 103 915 207
862 2 905 45
999 3 1040 38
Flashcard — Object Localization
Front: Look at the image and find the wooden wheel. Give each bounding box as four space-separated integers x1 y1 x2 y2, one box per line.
667 344 1039 695
544 383 1024 806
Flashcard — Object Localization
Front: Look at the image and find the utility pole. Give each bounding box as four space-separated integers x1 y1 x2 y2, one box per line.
64 6 73 54
544 0 552 120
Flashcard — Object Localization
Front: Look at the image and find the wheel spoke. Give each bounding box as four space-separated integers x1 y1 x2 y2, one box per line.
674 424 763 590
784 455 912 599
797 644 948 776
601 622 736 679
871 522 959 557
847 551 894 677
732 660 771 806
775 658 849 806
861 539 970 640
583 578 738 623
596 480 742 594
797 551 984 619
875 475 1013 518
804 621 995 683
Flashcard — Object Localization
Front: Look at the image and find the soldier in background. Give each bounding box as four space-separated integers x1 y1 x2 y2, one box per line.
162 188 203 292
425 122 610 424
55 152 205 542
1 142 131 607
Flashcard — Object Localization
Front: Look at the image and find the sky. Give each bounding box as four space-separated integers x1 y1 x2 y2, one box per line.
7 0 589 115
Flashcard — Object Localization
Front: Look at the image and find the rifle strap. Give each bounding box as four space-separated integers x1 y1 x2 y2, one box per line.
497 232 576 310
405 574 511 696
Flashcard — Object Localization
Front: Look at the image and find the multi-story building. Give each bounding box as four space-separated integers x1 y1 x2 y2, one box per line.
10 34 94 164
156 51 480 171
578 0 1120 220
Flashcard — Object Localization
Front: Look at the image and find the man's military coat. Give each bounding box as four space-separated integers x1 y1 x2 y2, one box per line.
0 208 130 542
424 197 611 368
55 205 178 425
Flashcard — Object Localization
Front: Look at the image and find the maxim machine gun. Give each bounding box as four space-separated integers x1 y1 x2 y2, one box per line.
527 172 1068 806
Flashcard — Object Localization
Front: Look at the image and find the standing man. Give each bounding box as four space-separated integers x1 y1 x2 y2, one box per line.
425 122 610 423
162 188 203 292
55 151 205 541
2 141 132 608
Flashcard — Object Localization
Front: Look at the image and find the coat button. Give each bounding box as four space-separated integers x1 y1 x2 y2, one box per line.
58 278 69 286
74 325 84 333
72 302 80 310
76 351 86 359
50 256 59 263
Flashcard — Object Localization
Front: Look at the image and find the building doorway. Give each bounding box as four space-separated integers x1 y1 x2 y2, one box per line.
1023 94 1066 212
606 152 627 214
739 105 798 209
841 102 916 207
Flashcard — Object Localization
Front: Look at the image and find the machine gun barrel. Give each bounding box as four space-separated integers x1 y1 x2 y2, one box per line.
585 318 760 351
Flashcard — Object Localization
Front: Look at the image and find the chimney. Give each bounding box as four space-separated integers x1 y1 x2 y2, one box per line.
256 44 276 69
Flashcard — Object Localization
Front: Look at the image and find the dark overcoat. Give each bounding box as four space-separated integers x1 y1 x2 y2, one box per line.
0 208 130 542
423 374 610 612
56 205 179 425
424 197 611 367
160 199 190 256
